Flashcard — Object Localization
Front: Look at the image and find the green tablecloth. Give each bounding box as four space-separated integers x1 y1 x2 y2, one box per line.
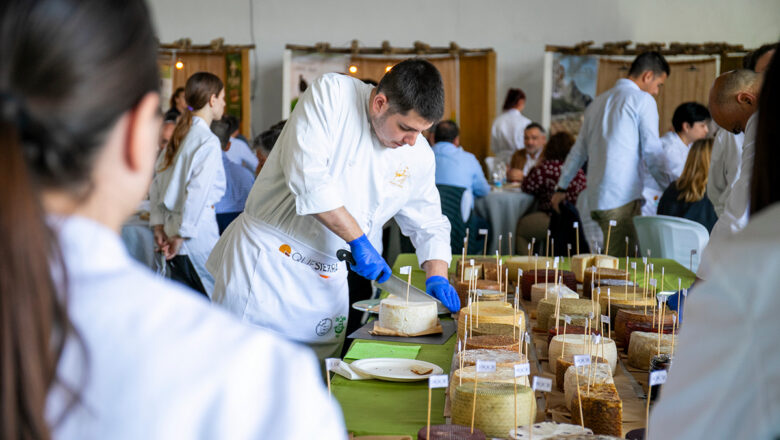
332 254 695 437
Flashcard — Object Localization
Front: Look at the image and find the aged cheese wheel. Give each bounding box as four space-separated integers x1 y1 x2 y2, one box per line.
378 298 438 334
510 422 593 439
521 269 577 300
555 354 608 392
570 383 623 437
614 308 674 349
450 365 530 400
458 301 522 341
455 279 501 310
596 292 655 326
531 282 579 305
564 363 614 410
464 335 520 352
506 256 553 283
583 268 629 298
547 324 599 347
624 320 676 350
476 289 505 302
452 382 536 438
627 331 675 370
571 254 619 283
537 298 599 332
548 334 617 375
417 424 486 440
458 349 526 367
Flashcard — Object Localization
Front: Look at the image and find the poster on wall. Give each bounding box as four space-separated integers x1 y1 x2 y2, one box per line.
284 51 350 117
225 52 243 120
159 60 173 115
550 53 598 135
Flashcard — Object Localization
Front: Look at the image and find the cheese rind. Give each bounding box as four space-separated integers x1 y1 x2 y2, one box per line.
510 422 593 439
377 298 438 334
458 349 526 367
571 254 619 283
537 298 599 331
450 365 530 400
548 334 618 375
564 364 614 410
458 301 524 342
452 382 536 438
627 331 674 370
570 383 622 437
555 355 608 392
531 283 579 305
506 256 553 283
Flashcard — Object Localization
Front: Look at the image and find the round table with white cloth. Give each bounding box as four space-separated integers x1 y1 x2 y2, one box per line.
474 187 535 254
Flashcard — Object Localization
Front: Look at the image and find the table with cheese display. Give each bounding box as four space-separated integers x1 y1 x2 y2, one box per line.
331 253 695 438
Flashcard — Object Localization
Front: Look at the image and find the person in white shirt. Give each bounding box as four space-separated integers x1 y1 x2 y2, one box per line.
649 49 780 438
641 102 710 215
0 1 345 438
208 60 458 361
491 88 531 165
696 69 763 280
552 52 671 256
223 114 260 174
507 122 546 183
707 128 744 216
149 72 227 297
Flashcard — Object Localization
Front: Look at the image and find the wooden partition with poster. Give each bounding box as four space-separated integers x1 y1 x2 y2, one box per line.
158 41 254 137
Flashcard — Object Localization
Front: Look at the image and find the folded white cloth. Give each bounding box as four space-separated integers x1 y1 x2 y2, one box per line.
332 360 372 380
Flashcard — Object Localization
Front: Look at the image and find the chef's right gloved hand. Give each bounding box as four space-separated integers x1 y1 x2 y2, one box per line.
347 234 391 283
426 276 461 312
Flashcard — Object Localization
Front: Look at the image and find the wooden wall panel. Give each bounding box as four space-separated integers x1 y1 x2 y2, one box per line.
172 53 226 91
459 51 496 165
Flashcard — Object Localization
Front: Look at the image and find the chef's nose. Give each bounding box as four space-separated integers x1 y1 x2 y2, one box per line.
404 133 418 146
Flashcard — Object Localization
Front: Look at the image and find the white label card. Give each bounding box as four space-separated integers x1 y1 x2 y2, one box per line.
631 262 637 269
470 259 475 265
609 220 617 226
573 222 579 228
568 243 572 250
458 340 462 352
524 332 531 343
518 269 523 278
546 262 550 269
429 374 449 389
564 315 572 324
592 334 602 345
601 314 610 324
325 358 340 371
479 229 488 235
573 354 591 367
683 288 688 297
514 363 531 377
399 266 411 275
532 376 553 392
554 259 559 269
476 359 497 373
649 279 657 287
649 370 668 386
643 257 648 265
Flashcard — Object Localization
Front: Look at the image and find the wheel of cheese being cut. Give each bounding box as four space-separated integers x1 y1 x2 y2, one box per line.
583 268 629 298
548 334 617 375
570 383 623 437
571 254 619 283
505 256 553 283
521 270 577 300
614 308 674 349
377 297 438 334
531 283 579 305
536 297 599 332
627 331 675 370
564 363 614 410
455 279 501 309
452 382 536 439
510 421 593 439
458 302 523 341
449 365 530 400
458 349 526 367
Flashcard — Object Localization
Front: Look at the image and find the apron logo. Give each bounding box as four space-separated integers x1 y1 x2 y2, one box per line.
315 318 333 336
334 316 346 335
390 165 409 188
278 244 292 257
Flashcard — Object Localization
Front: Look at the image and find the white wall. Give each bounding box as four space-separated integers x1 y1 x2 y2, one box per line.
149 0 780 134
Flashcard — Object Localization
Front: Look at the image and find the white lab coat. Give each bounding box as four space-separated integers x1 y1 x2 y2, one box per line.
708 127 744 216
208 73 451 360
490 108 531 165
648 203 780 440
640 131 687 216
150 116 226 295
697 112 757 280
47 216 346 440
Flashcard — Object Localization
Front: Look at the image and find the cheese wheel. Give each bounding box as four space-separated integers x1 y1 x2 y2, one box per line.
570 383 622 437
521 270 577 300
597 292 655 325
627 331 675 370
450 365 530 400
547 324 599 347
476 289 505 301
458 302 523 341
510 422 593 439
614 309 674 349
583 268 629 298
506 256 552 283
455 279 501 310
464 335 520 352
555 355 607 392
548 334 618 375
452 382 536 438
624 320 676 349
455 257 495 278
571 254 619 283
531 283 579 305
458 349 527 367
537 298 599 332
377 298 438 334
564 363 614 410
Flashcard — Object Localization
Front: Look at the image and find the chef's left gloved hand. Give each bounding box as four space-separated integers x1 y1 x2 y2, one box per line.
425 276 460 312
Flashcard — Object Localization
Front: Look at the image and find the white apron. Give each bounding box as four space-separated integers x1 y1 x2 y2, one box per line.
209 213 349 360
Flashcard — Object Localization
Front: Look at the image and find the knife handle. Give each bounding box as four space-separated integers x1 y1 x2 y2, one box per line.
336 249 387 282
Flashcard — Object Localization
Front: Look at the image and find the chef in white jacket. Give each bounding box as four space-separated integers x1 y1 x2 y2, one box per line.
150 72 227 297
208 59 460 360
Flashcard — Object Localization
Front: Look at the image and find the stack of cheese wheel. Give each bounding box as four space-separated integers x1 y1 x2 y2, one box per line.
583 268 629 298
464 335 520 352
564 363 614 410
595 288 654 326
627 331 675 369
475 289 504 302
555 354 608 392
570 254 620 283
570 383 623 437
623 320 676 350
377 298 438 335
449 365 530 400
547 324 600 346
531 283 579 305
458 349 526 367
614 309 674 349
506 256 553 284
458 302 522 342
536 298 599 331
521 269 577 300
548 334 618 375
452 382 536 438
416 424 486 440
510 422 594 439
455 279 501 309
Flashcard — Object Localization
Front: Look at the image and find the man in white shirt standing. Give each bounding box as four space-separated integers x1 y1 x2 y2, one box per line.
207 59 459 361
551 52 671 257
491 88 531 165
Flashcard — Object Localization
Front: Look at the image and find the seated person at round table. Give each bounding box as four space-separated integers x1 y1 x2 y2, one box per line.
516 131 586 253
431 120 491 222
507 122 546 183
657 137 718 232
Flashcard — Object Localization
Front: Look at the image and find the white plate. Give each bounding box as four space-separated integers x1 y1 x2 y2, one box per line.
349 358 444 382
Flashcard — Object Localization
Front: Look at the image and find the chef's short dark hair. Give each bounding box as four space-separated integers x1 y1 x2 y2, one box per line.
672 102 710 132
434 120 459 143
377 58 444 122
629 51 670 78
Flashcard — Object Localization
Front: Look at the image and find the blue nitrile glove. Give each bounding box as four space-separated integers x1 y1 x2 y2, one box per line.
426 276 460 312
347 234 391 283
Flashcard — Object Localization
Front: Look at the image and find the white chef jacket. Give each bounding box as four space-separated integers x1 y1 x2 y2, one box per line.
640 131 688 216
708 127 744 216
558 78 670 211
648 203 780 440
490 108 531 165
150 116 226 295
225 136 259 174
46 215 346 440
697 112 757 280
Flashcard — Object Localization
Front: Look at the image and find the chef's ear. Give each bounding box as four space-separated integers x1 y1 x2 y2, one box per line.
372 92 389 114
125 92 161 173
736 91 755 107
